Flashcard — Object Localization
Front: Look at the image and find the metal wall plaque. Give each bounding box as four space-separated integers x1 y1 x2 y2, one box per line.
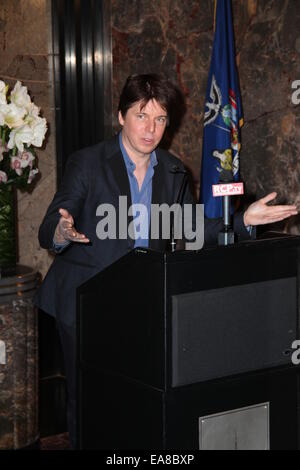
199 403 270 450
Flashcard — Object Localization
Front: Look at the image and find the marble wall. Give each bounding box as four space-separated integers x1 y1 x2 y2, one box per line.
0 0 56 277
111 0 300 231
111 0 215 195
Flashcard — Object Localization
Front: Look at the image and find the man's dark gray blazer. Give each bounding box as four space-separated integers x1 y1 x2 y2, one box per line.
34 136 251 327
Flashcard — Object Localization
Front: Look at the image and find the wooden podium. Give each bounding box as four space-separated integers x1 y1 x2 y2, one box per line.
77 234 300 450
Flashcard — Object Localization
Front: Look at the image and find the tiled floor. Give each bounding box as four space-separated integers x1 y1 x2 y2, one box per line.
40 433 70 450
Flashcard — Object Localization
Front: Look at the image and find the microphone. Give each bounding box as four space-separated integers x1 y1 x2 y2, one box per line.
169 165 188 252
212 172 244 246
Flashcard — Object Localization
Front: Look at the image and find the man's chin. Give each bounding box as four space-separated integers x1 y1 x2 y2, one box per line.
139 141 158 153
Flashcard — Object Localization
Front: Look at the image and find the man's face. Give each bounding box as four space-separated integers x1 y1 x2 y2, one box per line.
118 99 168 159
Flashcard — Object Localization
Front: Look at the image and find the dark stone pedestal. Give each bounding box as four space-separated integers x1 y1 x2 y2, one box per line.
0 266 39 449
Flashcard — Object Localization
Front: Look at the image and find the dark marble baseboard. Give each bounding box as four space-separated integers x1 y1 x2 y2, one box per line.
40 433 70 450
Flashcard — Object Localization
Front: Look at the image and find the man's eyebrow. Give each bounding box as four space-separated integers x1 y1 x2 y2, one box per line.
136 111 167 117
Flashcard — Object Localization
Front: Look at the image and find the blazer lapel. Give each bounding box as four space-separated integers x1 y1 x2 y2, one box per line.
151 150 167 206
105 137 134 246
106 140 132 208
149 150 169 251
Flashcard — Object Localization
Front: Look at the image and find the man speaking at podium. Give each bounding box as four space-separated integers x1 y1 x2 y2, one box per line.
34 74 297 448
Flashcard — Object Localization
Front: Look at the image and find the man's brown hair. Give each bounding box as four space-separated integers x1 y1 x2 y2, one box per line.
118 73 184 127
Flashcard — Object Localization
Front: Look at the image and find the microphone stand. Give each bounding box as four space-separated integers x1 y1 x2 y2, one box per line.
218 173 235 246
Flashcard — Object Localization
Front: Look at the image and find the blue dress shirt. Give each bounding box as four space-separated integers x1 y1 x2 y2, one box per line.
119 132 157 248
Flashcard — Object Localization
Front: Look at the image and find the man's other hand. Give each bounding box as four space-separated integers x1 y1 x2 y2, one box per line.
54 208 90 244
243 192 298 227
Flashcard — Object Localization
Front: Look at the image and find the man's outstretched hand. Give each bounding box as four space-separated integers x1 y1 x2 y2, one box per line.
53 208 90 244
243 192 298 227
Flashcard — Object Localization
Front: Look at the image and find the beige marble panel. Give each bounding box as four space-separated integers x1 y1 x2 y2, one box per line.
0 0 57 277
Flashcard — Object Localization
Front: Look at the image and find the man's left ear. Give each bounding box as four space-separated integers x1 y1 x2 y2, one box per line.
118 111 124 126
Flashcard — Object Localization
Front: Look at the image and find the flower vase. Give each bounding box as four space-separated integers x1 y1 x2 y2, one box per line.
0 184 17 272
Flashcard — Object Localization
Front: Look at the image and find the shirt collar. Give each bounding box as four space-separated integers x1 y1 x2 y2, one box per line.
119 132 157 174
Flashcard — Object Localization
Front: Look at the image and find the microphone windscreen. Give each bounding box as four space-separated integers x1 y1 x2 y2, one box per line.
219 170 234 183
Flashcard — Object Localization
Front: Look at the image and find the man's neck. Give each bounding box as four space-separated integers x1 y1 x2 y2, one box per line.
121 134 151 170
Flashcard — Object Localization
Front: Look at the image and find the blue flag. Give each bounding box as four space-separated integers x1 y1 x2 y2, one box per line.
200 0 243 218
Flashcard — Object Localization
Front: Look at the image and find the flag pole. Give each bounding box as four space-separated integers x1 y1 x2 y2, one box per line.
213 0 217 33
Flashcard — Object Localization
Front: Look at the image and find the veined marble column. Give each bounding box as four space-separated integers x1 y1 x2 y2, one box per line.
0 266 39 449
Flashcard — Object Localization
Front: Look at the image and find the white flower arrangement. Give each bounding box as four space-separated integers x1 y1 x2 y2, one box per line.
0 79 47 188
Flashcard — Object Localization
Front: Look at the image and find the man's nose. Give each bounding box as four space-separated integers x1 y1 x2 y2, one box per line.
146 119 156 133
